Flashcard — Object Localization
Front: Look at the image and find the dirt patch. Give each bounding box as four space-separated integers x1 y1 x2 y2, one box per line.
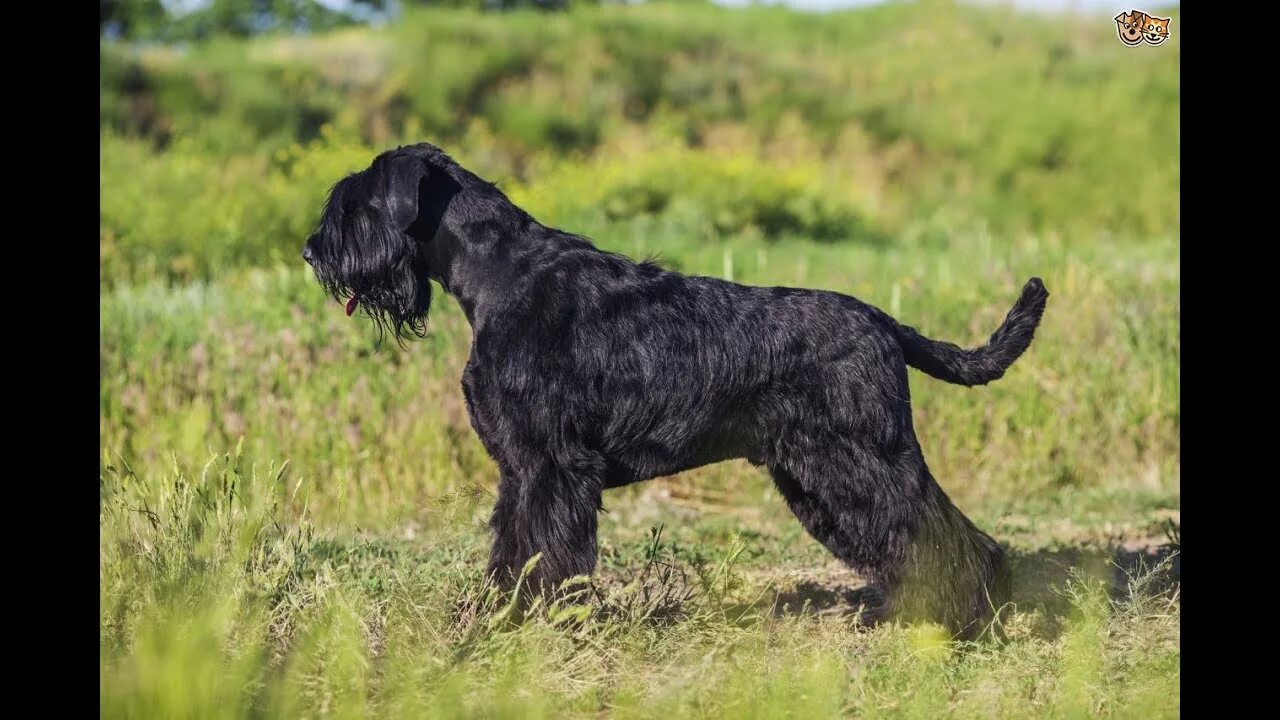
589 533 1179 627
746 538 1179 620
746 562 879 618
1010 538 1179 612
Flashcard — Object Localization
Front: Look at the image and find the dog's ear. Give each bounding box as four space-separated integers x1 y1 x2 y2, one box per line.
382 154 429 231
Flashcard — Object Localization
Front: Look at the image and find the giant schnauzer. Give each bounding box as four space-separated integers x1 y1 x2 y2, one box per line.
303 143 1049 639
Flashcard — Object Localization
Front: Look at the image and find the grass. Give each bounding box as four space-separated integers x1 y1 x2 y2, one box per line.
100 445 1179 718
100 3 1179 717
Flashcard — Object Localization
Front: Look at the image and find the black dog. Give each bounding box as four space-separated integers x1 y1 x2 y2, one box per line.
304 143 1048 639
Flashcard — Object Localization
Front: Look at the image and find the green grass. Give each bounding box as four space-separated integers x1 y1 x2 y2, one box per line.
100 445 1179 719
100 3 1179 717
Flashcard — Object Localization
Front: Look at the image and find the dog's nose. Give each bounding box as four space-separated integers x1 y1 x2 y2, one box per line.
303 244 314 263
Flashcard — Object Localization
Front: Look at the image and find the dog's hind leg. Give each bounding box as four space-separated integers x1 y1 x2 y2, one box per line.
771 439 1008 640
769 445 919 624
887 463 1011 641
484 451 606 600
769 466 891 622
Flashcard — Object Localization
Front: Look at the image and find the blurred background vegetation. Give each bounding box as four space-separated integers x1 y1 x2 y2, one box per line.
101 0 1178 282
100 2 1179 716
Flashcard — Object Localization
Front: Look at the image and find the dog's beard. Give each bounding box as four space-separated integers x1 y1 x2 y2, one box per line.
323 267 432 344
310 217 432 344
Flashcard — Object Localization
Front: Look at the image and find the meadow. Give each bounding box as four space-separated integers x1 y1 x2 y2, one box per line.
100 3 1180 717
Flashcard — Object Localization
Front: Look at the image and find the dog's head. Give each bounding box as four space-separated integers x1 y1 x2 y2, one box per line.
303 144 462 341
1114 10 1146 46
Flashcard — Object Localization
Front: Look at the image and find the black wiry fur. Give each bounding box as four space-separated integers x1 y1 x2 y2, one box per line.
304 143 1049 639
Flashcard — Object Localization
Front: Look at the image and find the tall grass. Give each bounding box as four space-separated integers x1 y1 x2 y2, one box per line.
101 449 1179 718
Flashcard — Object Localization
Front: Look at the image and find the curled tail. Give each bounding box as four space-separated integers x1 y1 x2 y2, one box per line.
894 277 1049 387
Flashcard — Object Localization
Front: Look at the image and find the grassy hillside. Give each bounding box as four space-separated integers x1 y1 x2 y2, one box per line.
100 3 1180 717
101 3 1178 282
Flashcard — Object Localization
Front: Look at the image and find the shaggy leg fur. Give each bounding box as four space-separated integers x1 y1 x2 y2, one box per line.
484 454 605 595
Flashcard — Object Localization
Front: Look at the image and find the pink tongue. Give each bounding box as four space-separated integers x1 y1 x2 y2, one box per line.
345 296 359 316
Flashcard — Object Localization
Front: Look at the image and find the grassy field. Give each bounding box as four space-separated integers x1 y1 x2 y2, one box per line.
100 3 1179 717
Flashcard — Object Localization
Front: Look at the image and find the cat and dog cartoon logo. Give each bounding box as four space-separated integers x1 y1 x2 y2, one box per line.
1115 10 1171 46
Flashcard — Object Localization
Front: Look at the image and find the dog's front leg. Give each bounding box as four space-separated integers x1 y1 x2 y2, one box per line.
484 454 605 600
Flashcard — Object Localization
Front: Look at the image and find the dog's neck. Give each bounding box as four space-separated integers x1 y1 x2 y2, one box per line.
421 206 594 331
